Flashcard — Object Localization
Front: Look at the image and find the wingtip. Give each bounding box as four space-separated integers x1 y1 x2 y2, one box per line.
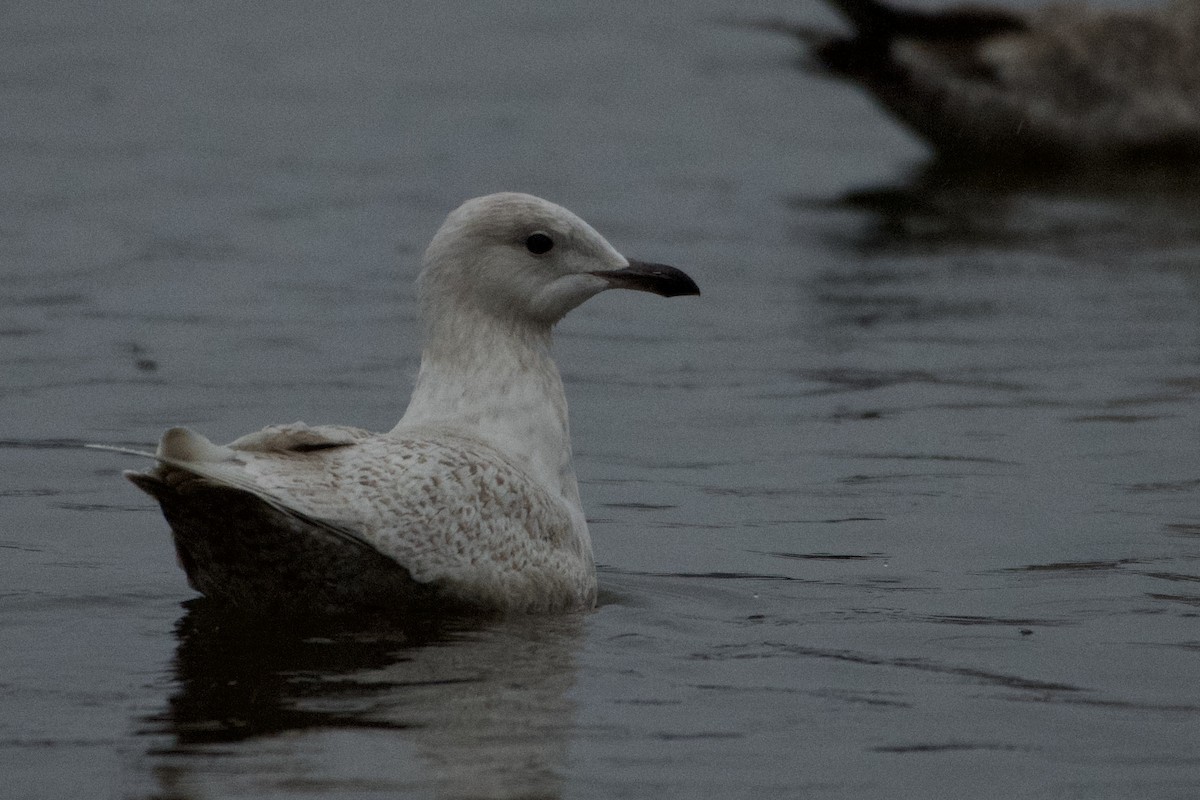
158 427 235 462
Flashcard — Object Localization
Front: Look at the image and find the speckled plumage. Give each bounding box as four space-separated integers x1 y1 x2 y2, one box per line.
122 193 699 615
130 424 589 613
782 0 1200 163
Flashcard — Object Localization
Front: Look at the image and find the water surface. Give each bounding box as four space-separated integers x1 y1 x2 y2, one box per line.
2 1 1198 797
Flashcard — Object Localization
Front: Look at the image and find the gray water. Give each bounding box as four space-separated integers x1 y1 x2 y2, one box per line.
3 1 1199 797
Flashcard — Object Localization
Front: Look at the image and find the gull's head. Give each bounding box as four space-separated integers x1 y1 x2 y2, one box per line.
419 193 699 327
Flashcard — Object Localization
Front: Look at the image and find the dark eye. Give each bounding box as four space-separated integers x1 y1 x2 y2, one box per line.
525 232 554 255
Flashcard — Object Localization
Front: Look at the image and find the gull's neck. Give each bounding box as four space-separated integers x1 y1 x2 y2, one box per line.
394 307 582 508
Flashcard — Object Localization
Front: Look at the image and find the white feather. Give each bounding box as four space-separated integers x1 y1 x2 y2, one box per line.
112 192 698 613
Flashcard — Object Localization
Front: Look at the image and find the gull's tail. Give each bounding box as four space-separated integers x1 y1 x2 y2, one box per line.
92 427 253 500
92 428 374 554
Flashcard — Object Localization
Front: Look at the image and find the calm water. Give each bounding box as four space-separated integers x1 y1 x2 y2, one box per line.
3 1 1199 797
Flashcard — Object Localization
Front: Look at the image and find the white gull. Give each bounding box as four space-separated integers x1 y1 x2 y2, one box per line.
769 0 1200 165
120 193 699 615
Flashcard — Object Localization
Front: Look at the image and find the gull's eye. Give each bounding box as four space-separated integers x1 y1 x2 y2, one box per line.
525 232 554 255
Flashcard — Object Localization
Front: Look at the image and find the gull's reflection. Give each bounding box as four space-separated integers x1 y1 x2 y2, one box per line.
806 158 1200 255
144 599 585 798
789 155 1200 352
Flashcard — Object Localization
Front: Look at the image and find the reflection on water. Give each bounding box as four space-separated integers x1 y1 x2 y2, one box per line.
143 601 585 798
809 158 1200 255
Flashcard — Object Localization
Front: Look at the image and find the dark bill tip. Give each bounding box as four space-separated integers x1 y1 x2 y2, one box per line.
591 260 700 298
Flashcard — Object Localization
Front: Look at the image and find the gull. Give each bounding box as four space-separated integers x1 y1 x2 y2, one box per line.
114 193 699 615
768 0 1200 164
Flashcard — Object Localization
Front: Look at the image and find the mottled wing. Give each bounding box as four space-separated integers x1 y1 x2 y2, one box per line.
222 430 589 610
